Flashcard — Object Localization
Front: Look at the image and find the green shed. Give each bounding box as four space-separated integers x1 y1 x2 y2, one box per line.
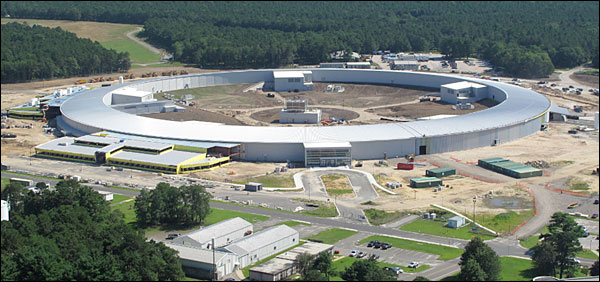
410 177 442 188
426 167 456 178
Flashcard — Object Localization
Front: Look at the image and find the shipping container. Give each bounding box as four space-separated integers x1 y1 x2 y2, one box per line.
397 163 414 170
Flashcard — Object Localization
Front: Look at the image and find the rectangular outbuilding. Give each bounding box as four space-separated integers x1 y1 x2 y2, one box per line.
345 62 371 69
426 167 456 178
447 216 466 228
410 177 442 188
245 182 263 192
478 158 542 178
440 81 488 104
273 71 314 92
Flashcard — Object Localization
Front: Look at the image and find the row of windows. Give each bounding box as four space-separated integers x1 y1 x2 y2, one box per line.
287 78 302 83
38 151 94 162
108 160 176 172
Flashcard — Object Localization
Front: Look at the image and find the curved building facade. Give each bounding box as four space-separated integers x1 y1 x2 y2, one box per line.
59 69 550 163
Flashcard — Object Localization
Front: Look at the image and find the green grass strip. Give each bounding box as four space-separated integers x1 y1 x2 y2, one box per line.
307 228 358 244
400 219 496 240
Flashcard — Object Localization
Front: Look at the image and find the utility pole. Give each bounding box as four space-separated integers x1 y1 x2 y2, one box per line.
473 197 477 223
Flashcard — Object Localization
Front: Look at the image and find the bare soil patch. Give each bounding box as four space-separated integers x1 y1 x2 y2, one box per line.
277 82 438 108
167 84 282 109
367 99 498 119
0 119 55 156
570 74 599 88
250 107 360 123
140 105 245 125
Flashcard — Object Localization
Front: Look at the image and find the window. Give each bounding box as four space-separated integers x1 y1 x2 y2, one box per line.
274 246 277 250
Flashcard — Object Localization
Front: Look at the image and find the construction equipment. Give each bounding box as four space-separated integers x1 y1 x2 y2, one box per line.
405 154 415 162
75 79 86 84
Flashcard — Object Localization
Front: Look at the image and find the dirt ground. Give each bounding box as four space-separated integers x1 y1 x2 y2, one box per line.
0 119 55 156
188 161 302 183
250 107 360 123
278 82 437 108
367 99 498 119
353 121 598 217
140 105 245 125
570 74 599 88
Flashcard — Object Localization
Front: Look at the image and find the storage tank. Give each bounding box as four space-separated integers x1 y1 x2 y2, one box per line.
119 76 124 84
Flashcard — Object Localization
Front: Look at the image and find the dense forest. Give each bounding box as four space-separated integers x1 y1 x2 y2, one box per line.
1 22 130 83
1 180 184 281
1 2 598 78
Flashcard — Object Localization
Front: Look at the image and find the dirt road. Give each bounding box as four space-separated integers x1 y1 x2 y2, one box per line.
125 27 173 64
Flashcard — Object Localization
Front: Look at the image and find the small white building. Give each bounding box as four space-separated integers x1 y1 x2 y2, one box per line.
390 60 420 70
440 81 488 104
97 191 113 201
111 87 155 105
173 217 253 249
447 216 466 228
345 62 371 69
1 200 9 221
279 100 321 124
221 225 299 269
273 71 314 92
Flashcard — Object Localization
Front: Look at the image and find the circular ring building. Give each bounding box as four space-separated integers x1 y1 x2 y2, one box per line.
57 69 551 166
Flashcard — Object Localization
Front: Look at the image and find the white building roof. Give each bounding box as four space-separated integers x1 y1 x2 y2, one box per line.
303 142 352 149
273 71 307 79
224 225 298 255
182 217 253 245
112 87 152 97
392 60 419 65
165 242 230 264
58 69 550 145
442 81 486 90
109 150 201 166
35 137 99 156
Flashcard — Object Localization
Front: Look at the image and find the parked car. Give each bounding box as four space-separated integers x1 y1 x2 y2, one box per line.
567 202 579 209
166 233 181 240
390 267 404 274
371 254 380 260
357 251 366 258
408 261 420 268
592 213 598 219
381 243 392 250
350 250 357 257
593 199 599 205
373 242 382 249
367 240 379 247
568 257 581 264
334 250 340 254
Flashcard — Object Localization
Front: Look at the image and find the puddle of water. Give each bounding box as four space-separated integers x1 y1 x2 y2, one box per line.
485 196 532 209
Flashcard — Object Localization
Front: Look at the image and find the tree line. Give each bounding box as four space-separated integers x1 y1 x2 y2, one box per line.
1 22 130 83
1 180 184 281
134 182 212 227
2 1 598 77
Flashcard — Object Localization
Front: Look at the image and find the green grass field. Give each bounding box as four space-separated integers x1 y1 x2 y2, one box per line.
321 174 354 196
359 235 463 260
363 209 409 226
111 200 137 224
307 228 358 244
1 177 9 192
519 226 598 259
477 209 536 234
400 219 496 240
244 175 296 188
1 18 160 63
204 208 269 226
110 194 133 205
293 198 339 217
131 62 186 69
279 220 311 227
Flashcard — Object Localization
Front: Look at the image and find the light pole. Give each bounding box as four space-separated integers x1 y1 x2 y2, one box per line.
473 197 477 223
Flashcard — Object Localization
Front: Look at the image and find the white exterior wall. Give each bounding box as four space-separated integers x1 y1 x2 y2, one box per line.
274 78 313 92
279 110 321 124
237 233 299 269
1 200 8 221
58 69 550 163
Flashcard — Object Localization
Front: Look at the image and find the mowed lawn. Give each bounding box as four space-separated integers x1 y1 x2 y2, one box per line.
359 235 463 260
400 219 496 240
1 18 160 63
110 194 132 205
307 228 358 244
